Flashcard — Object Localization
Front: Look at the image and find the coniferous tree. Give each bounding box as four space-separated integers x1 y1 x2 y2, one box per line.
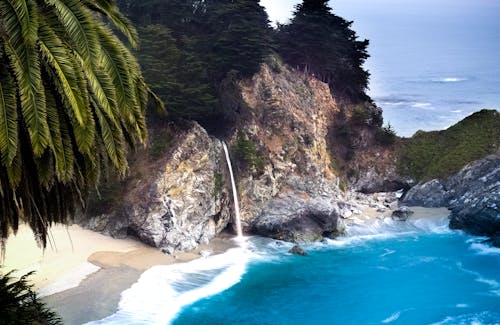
277 0 370 102
136 25 217 119
198 0 273 83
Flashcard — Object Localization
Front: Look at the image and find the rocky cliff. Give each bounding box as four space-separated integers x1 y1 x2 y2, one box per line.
83 62 361 251
401 155 500 238
82 60 499 253
82 121 232 253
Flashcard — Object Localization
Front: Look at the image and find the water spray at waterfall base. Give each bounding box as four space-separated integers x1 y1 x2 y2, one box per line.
222 142 243 238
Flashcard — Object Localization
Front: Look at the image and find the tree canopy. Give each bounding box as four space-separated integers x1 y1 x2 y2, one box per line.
276 0 370 102
119 0 273 122
0 0 161 249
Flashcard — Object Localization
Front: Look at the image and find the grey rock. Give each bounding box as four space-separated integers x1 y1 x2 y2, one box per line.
401 179 448 207
289 245 307 256
84 122 232 253
447 155 500 236
401 155 500 237
391 206 415 221
251 194 345 243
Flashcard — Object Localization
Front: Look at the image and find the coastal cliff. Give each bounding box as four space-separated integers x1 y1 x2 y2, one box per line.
83 61 500 253
83 62 365 251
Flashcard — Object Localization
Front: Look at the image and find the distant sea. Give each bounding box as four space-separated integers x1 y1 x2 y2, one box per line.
333 0 500 137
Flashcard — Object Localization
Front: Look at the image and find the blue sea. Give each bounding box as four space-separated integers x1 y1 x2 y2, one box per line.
90 216 500 324
332 0 500 137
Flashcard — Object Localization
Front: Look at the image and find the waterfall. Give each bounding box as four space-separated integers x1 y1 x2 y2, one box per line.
222 142 243 237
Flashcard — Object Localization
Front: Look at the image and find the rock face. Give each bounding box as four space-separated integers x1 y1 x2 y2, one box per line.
401 155 500 237
447 155 500 236
251 195 344 242
83 122 232 253
232 63 349 241
83 62 380 251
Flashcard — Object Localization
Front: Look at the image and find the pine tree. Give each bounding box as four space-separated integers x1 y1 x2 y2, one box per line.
277 0 370 102
199 0 273 83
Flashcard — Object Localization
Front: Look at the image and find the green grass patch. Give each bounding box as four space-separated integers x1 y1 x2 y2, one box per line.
398 109 500 181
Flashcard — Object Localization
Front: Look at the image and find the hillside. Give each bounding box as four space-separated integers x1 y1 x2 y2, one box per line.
397 109 500 181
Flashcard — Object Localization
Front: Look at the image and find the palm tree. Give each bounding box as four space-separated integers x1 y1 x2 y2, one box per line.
0 0 162 249
0 271 62 324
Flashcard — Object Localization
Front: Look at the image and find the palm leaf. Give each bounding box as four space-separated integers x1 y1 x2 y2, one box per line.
0 67 19 165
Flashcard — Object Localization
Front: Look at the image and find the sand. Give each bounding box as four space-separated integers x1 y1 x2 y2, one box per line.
1 223 237 324
2 224 235 292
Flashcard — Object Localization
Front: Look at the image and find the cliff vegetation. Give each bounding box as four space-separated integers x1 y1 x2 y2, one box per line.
398 109 500 181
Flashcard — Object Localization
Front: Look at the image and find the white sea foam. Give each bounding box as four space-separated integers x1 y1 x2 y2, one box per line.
37 262 100 298
86 240 259 325
430 311 500 325
412 102 432 108
456 303 468 308
432 77 468 83
469 242 500 256
382 311 401 323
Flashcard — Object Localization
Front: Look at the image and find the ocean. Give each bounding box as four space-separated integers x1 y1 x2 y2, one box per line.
89 216 500 325
332 0 500 137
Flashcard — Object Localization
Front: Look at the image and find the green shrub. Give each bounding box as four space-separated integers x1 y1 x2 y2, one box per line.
232 132 265 173
376 124 397 146
213 172 223 196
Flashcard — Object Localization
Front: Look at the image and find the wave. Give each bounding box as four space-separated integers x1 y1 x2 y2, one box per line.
431 77 468 83
86 239 260 325
469 241 500 256
381 311 401 323
456 262 500 297
320 215 452 249
430 311 500 325
411 102 432 109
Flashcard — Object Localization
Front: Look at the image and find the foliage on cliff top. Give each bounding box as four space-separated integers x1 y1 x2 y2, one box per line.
0 271 62 324
276 0 370 102
398 109 500 181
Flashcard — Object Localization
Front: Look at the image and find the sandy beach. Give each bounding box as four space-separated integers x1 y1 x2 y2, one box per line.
1 223 237 324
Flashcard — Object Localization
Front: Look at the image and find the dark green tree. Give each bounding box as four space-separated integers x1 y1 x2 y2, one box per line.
136 25 217 119
277 0 370 101
199 0 274 83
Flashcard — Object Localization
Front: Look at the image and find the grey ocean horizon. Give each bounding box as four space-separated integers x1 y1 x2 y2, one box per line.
263 0 500 137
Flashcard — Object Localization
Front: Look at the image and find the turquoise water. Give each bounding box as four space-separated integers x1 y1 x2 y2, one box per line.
90 217 500 324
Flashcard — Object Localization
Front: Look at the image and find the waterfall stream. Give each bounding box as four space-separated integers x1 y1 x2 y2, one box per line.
222 142 243 237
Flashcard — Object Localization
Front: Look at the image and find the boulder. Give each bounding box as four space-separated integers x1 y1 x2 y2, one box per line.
399 155 500 238
401 179 448 207
446 155 500 237
391 206 415 221
289 245 307 256
251 194 344 243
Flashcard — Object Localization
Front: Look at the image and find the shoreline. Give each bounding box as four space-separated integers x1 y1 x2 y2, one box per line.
2 223 237 324
2 204 451 324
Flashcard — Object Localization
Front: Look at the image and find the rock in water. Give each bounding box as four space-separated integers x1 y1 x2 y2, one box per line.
289 245 307 256
391 206 415 221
